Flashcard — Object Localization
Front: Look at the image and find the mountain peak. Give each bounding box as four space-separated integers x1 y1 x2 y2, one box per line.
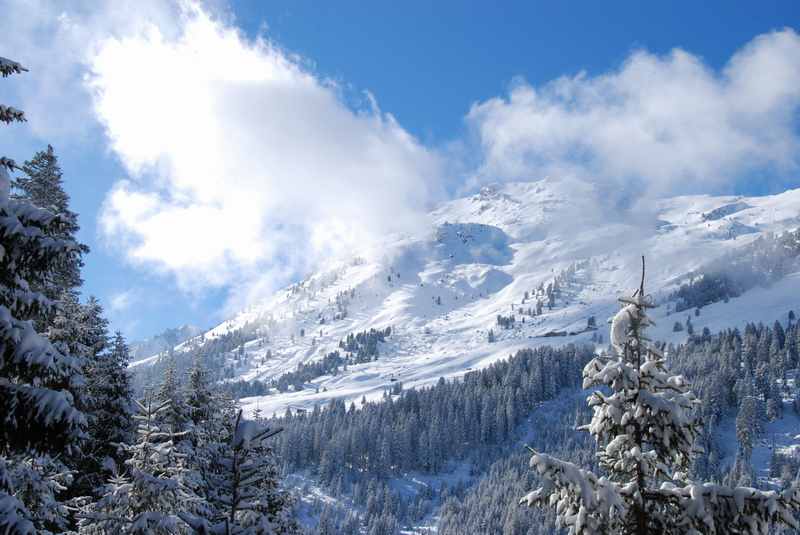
132 184 800 420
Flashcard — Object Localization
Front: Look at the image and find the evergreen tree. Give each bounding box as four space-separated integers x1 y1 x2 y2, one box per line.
0 58 88 533
521 258 800 534
47 290 94 417
179 409 297 534
70 297 121 497
79 397 194 534
185 356 217 429
88 332 135 471
46 290 86 352
2 454 74 534
13 144 89 308
81 296 110 358
157 356 189 437
736 395 762 461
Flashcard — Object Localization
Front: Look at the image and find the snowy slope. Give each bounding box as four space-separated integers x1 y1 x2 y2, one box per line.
133 179 800 417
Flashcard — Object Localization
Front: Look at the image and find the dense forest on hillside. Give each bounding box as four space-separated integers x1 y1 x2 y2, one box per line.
436 315 800 534
669 228 800 312
259 314 800 533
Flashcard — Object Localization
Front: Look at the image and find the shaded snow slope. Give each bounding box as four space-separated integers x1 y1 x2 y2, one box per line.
132 180 800 417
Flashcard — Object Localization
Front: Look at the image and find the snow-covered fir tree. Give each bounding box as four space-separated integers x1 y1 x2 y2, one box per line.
1 454 76 534
47 289 90 357
0 58 89 534
179 409 298 534
79 397 194 534
83 331 135 484
80 296 110 359
13 144 89 311
184 356 233 441
521 258 800 534
184 358 297 532
156 355 190 437
736 394 762 462
52 294 136 500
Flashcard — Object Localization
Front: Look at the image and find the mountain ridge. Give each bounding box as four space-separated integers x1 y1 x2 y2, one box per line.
131 179 800 417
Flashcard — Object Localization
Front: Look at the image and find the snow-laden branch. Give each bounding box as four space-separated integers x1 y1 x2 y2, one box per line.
0 57 27 77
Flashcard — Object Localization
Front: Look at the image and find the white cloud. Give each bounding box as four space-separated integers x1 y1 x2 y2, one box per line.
109 288 137 313
5 1 800 315
0 0 184 142
466 29 800 200
85 3 444 298
0 0 443 312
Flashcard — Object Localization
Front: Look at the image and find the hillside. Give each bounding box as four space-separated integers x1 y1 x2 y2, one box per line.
129 324 203 362
131 179 800 418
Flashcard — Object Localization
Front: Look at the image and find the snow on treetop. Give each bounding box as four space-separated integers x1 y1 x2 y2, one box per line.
610 303 638 355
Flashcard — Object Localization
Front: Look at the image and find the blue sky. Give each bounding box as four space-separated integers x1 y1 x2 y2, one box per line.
1 1 799 341
233 0 799 148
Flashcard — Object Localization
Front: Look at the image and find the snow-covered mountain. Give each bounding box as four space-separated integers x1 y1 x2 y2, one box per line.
132 179 800 417
129 324 203 363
